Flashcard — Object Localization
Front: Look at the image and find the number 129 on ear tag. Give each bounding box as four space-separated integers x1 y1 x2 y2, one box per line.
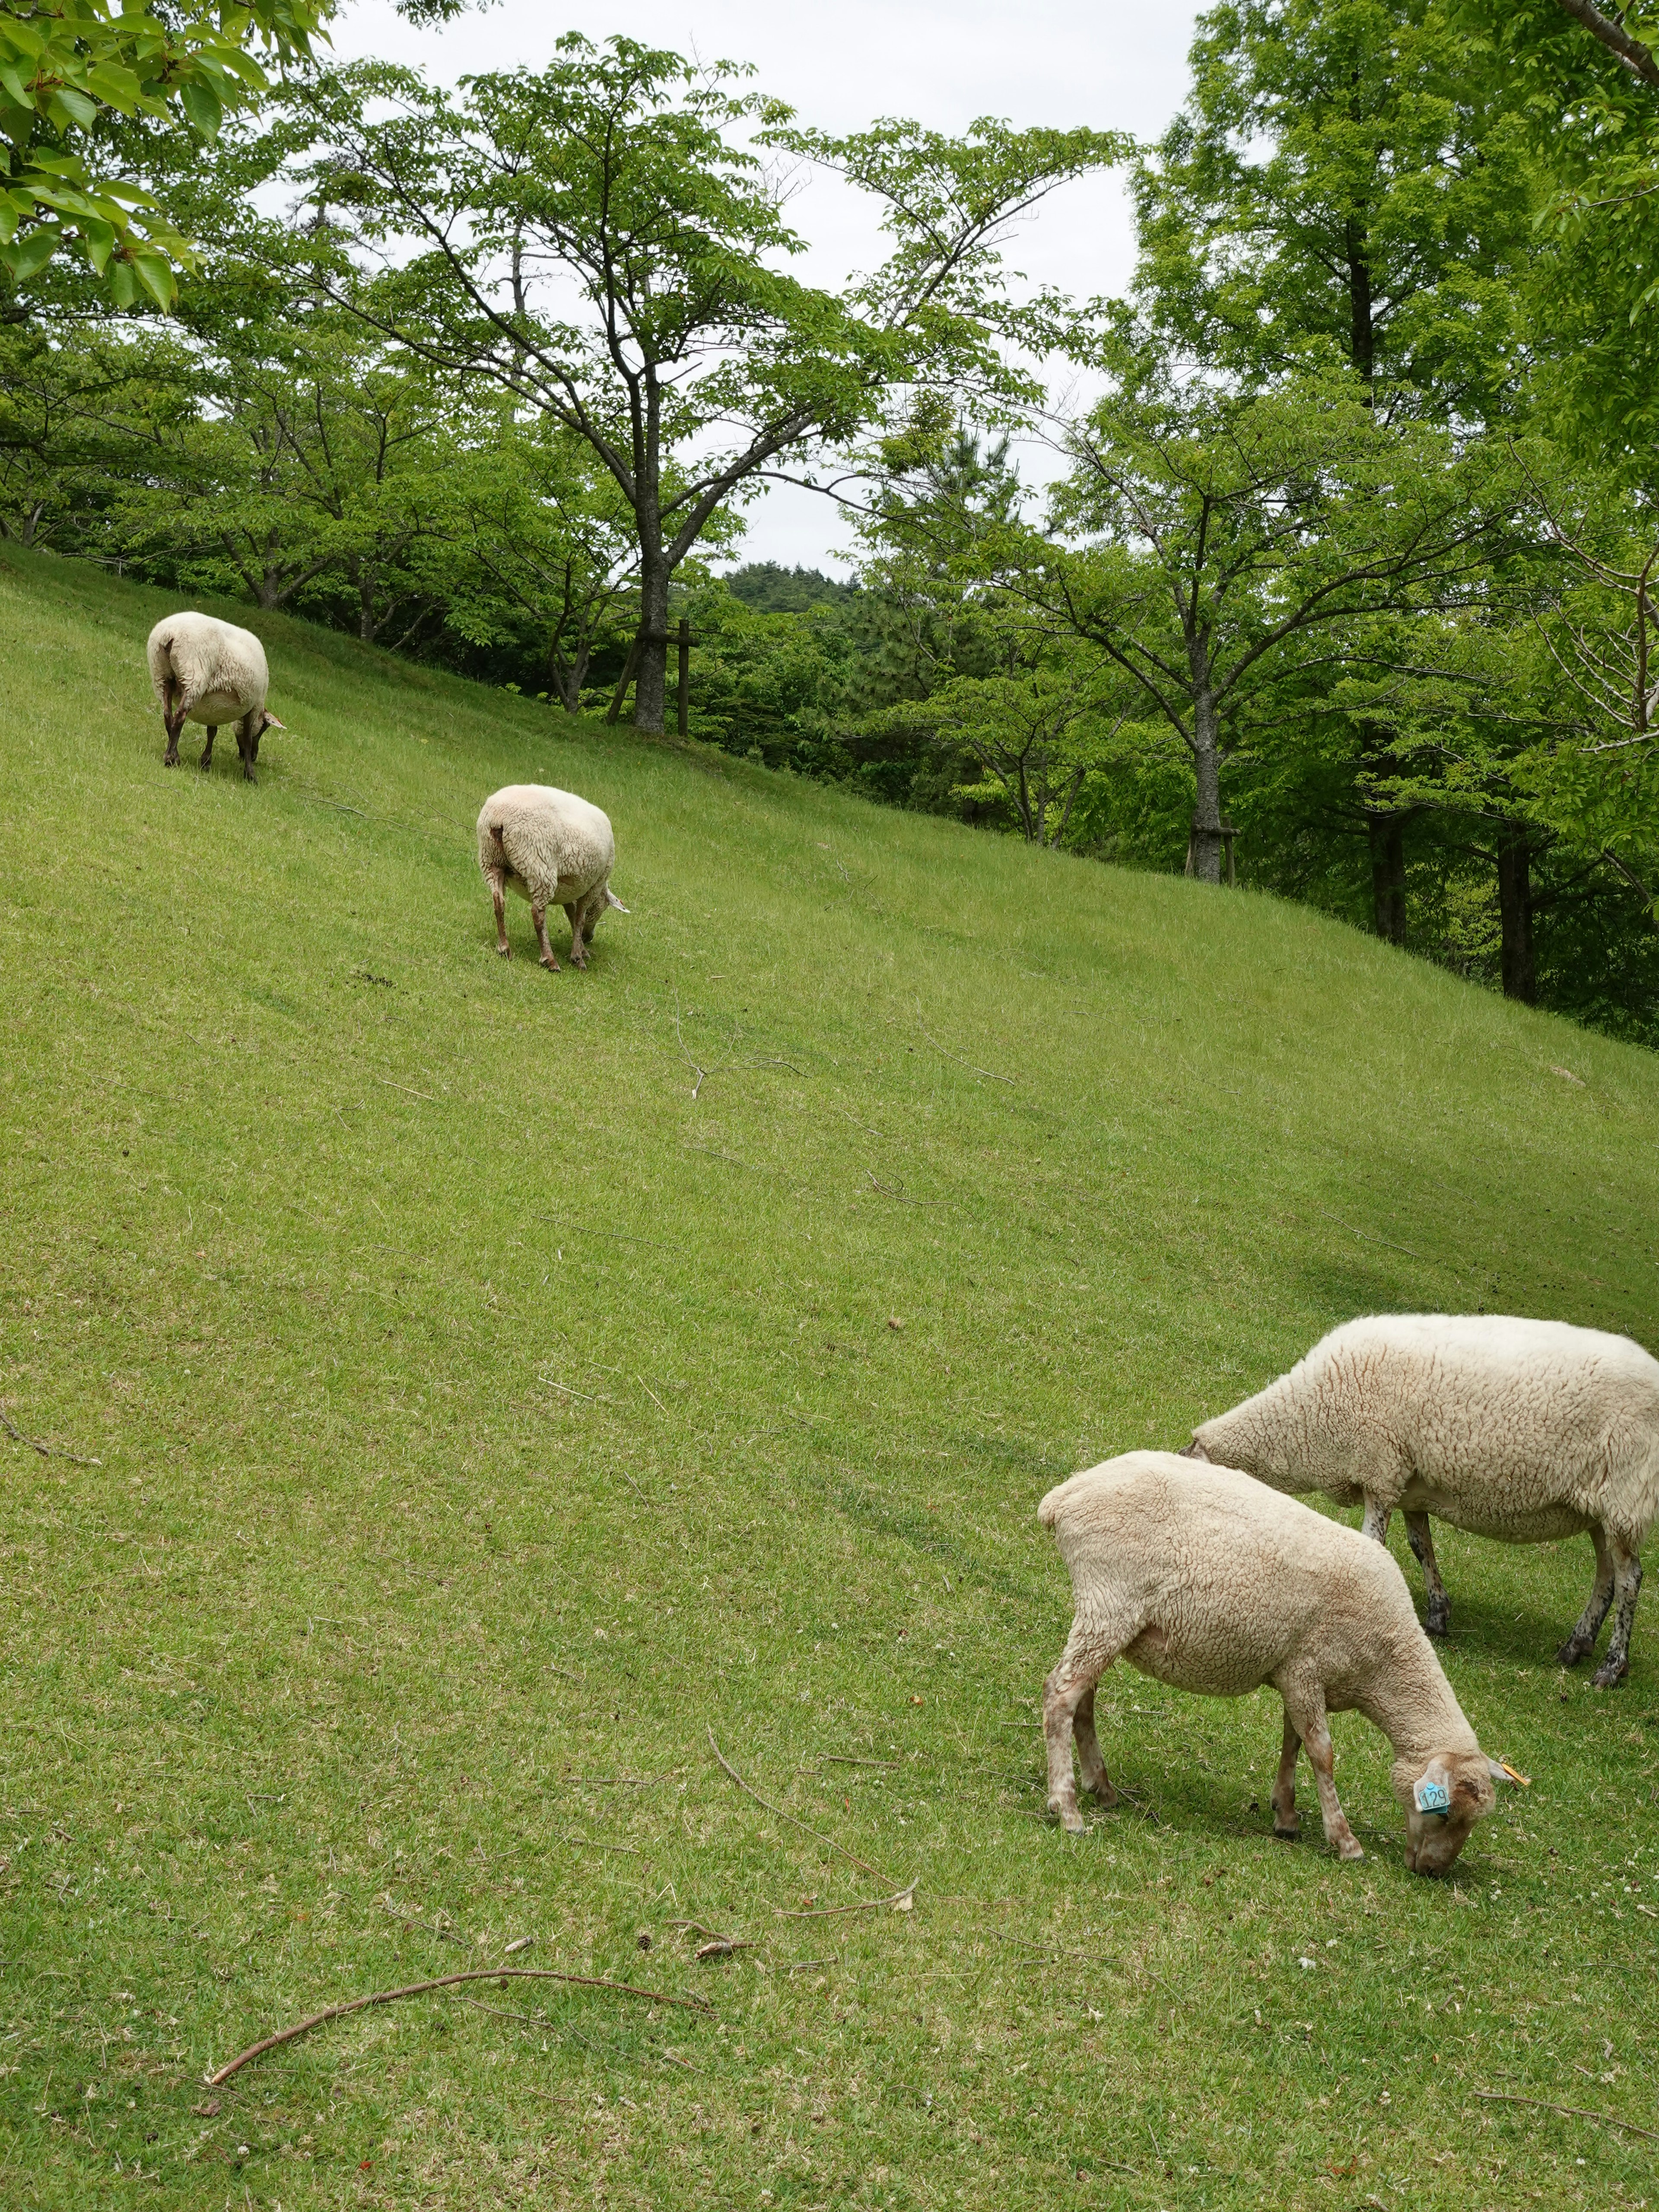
1414 1778 1451 1815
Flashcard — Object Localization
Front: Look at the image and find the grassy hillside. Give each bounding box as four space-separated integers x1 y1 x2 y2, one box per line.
1 542 1656 2211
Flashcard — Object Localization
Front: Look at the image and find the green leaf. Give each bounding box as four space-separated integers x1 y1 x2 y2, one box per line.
179 77 222 142
54 87 102 130
79 214 115 273
0 64 31 109
7 223 63 282
0 203 15 245
129 250 176 311
84 62 143 113
108 257 137 307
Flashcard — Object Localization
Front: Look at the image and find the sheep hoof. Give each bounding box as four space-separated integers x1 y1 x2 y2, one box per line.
1060 1810 1086 1836
1338 1838 1366 1863
1557 1638 1589 1669
1273 1824 1299 1843
539 954 561 972
495 944 511 959
1592 1656 1629 1689
163 753 178 768
1425 1615 1451 1640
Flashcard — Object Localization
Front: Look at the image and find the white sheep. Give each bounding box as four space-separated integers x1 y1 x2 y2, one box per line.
476 784 627 972
1039 1451 1518 1872
146 612 282 781
1185 1315 1659 1688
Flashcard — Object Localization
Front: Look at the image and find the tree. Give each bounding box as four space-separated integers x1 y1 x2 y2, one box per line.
440 418 650 711
0 0 474 307
1036 348 1523 881
1133 0 1533 419
864 647 1138 846
306 37 1122 731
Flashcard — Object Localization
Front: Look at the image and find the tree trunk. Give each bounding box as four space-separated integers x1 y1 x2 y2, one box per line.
633 549 670 735
356 561 376 643
1368 815 1406 943
1188 687 1224 884
1345 219 1375 391
1496 825 1536 1003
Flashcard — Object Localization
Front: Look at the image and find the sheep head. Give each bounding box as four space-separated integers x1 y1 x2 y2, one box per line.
1392 1749 1501 1875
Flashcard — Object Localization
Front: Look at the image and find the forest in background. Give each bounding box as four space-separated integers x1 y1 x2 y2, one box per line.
6 0 1659 1039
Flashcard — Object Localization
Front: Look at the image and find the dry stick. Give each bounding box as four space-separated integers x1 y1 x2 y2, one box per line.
1473 2088 1659 2143
911 1014 1015 1087
776 1883 918 1920
817 1754 899 1770
206 1967 712 2087
706 1729 898 1888
0 1408 102 1468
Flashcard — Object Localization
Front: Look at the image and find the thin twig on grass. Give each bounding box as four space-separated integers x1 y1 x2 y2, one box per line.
817 1754 899 1770
1313 1209 1429 1264
775 1882 918 1920
621 1473 653 1505
910 1014 1015 1086
540 1376 602 1402
0 1408 102 1468
636 1377 671 1416
374 1077 437 1104
1473 2088 1659 2142
565 1836 643 1856
206 1967 712 2085
706 1730 897 1886
786 1956 838 1973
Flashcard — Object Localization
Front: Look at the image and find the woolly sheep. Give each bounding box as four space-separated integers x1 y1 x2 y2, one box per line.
1039 1451 1517 1872
1185 1315 1659 1688
147 612 282 781
476 784 627 972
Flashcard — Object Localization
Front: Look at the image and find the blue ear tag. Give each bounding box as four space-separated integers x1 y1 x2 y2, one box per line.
1414 1778 1451 1816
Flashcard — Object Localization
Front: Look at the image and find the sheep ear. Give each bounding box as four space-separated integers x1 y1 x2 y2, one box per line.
1488 1759 1530 1787
1413 1761 1452 1815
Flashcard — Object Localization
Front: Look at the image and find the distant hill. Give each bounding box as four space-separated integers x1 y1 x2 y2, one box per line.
724 561 858 612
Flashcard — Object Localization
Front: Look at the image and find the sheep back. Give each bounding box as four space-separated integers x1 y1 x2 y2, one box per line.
1194 1314 1659 1549
476 785 616 910
1039 1450 1431 1707
146 612 270 725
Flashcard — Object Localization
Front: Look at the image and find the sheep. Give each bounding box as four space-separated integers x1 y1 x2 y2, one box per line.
146 612 282 781
475 784 627 972
1039 1450 1519 1872
1184 1315 1659 1689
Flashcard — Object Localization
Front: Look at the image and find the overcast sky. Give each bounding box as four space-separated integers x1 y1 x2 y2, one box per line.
334 0 1201 574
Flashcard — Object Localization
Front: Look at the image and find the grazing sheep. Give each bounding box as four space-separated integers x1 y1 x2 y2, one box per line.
1185 1315 1659 1688
1039 1451 1518 1872
475 784 627 972
146 612 282 781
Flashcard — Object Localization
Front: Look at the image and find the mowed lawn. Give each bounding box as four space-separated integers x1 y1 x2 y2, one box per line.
1 542 1656 2212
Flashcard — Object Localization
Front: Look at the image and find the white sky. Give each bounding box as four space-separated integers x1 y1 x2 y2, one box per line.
333 0 1201 574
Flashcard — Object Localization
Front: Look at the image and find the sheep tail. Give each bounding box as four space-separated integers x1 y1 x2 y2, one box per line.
605 887 629 912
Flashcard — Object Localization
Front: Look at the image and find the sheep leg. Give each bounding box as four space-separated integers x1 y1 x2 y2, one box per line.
162 699 185 766
1271 1710 1302 1839
565 901 589 970
1072 1683 1117 1805
1043 1631 1116 1834
1592 1545 1643 1689
485 871 510 957
1279 1684 1363 1862
531 901 561 972
1559 1524 1616 1668
1405 1512 1451 1638
1360 1495 1392 1545
200 725 216 769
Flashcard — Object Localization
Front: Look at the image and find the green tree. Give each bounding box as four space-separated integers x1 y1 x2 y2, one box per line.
1134 0 1532 417
306 37 1122 732
1036 347 1523 881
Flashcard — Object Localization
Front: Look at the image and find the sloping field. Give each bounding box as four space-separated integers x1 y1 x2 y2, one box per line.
1 542 1656 2209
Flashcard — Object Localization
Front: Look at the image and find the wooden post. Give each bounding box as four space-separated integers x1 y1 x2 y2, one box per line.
677 616 690 737
603 631 643 727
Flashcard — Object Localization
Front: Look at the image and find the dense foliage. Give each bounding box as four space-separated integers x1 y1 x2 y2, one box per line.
6 0 1659 1039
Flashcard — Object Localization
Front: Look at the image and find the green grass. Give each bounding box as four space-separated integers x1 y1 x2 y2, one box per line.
1 540 1657 2212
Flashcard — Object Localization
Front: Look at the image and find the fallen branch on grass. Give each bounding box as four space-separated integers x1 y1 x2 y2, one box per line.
706 1729 896 1886
0 1407 101 1467
911 1014 1014 1087
206 1967 713 2086
1473 2088 1659 2142
775 1882 917 1919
